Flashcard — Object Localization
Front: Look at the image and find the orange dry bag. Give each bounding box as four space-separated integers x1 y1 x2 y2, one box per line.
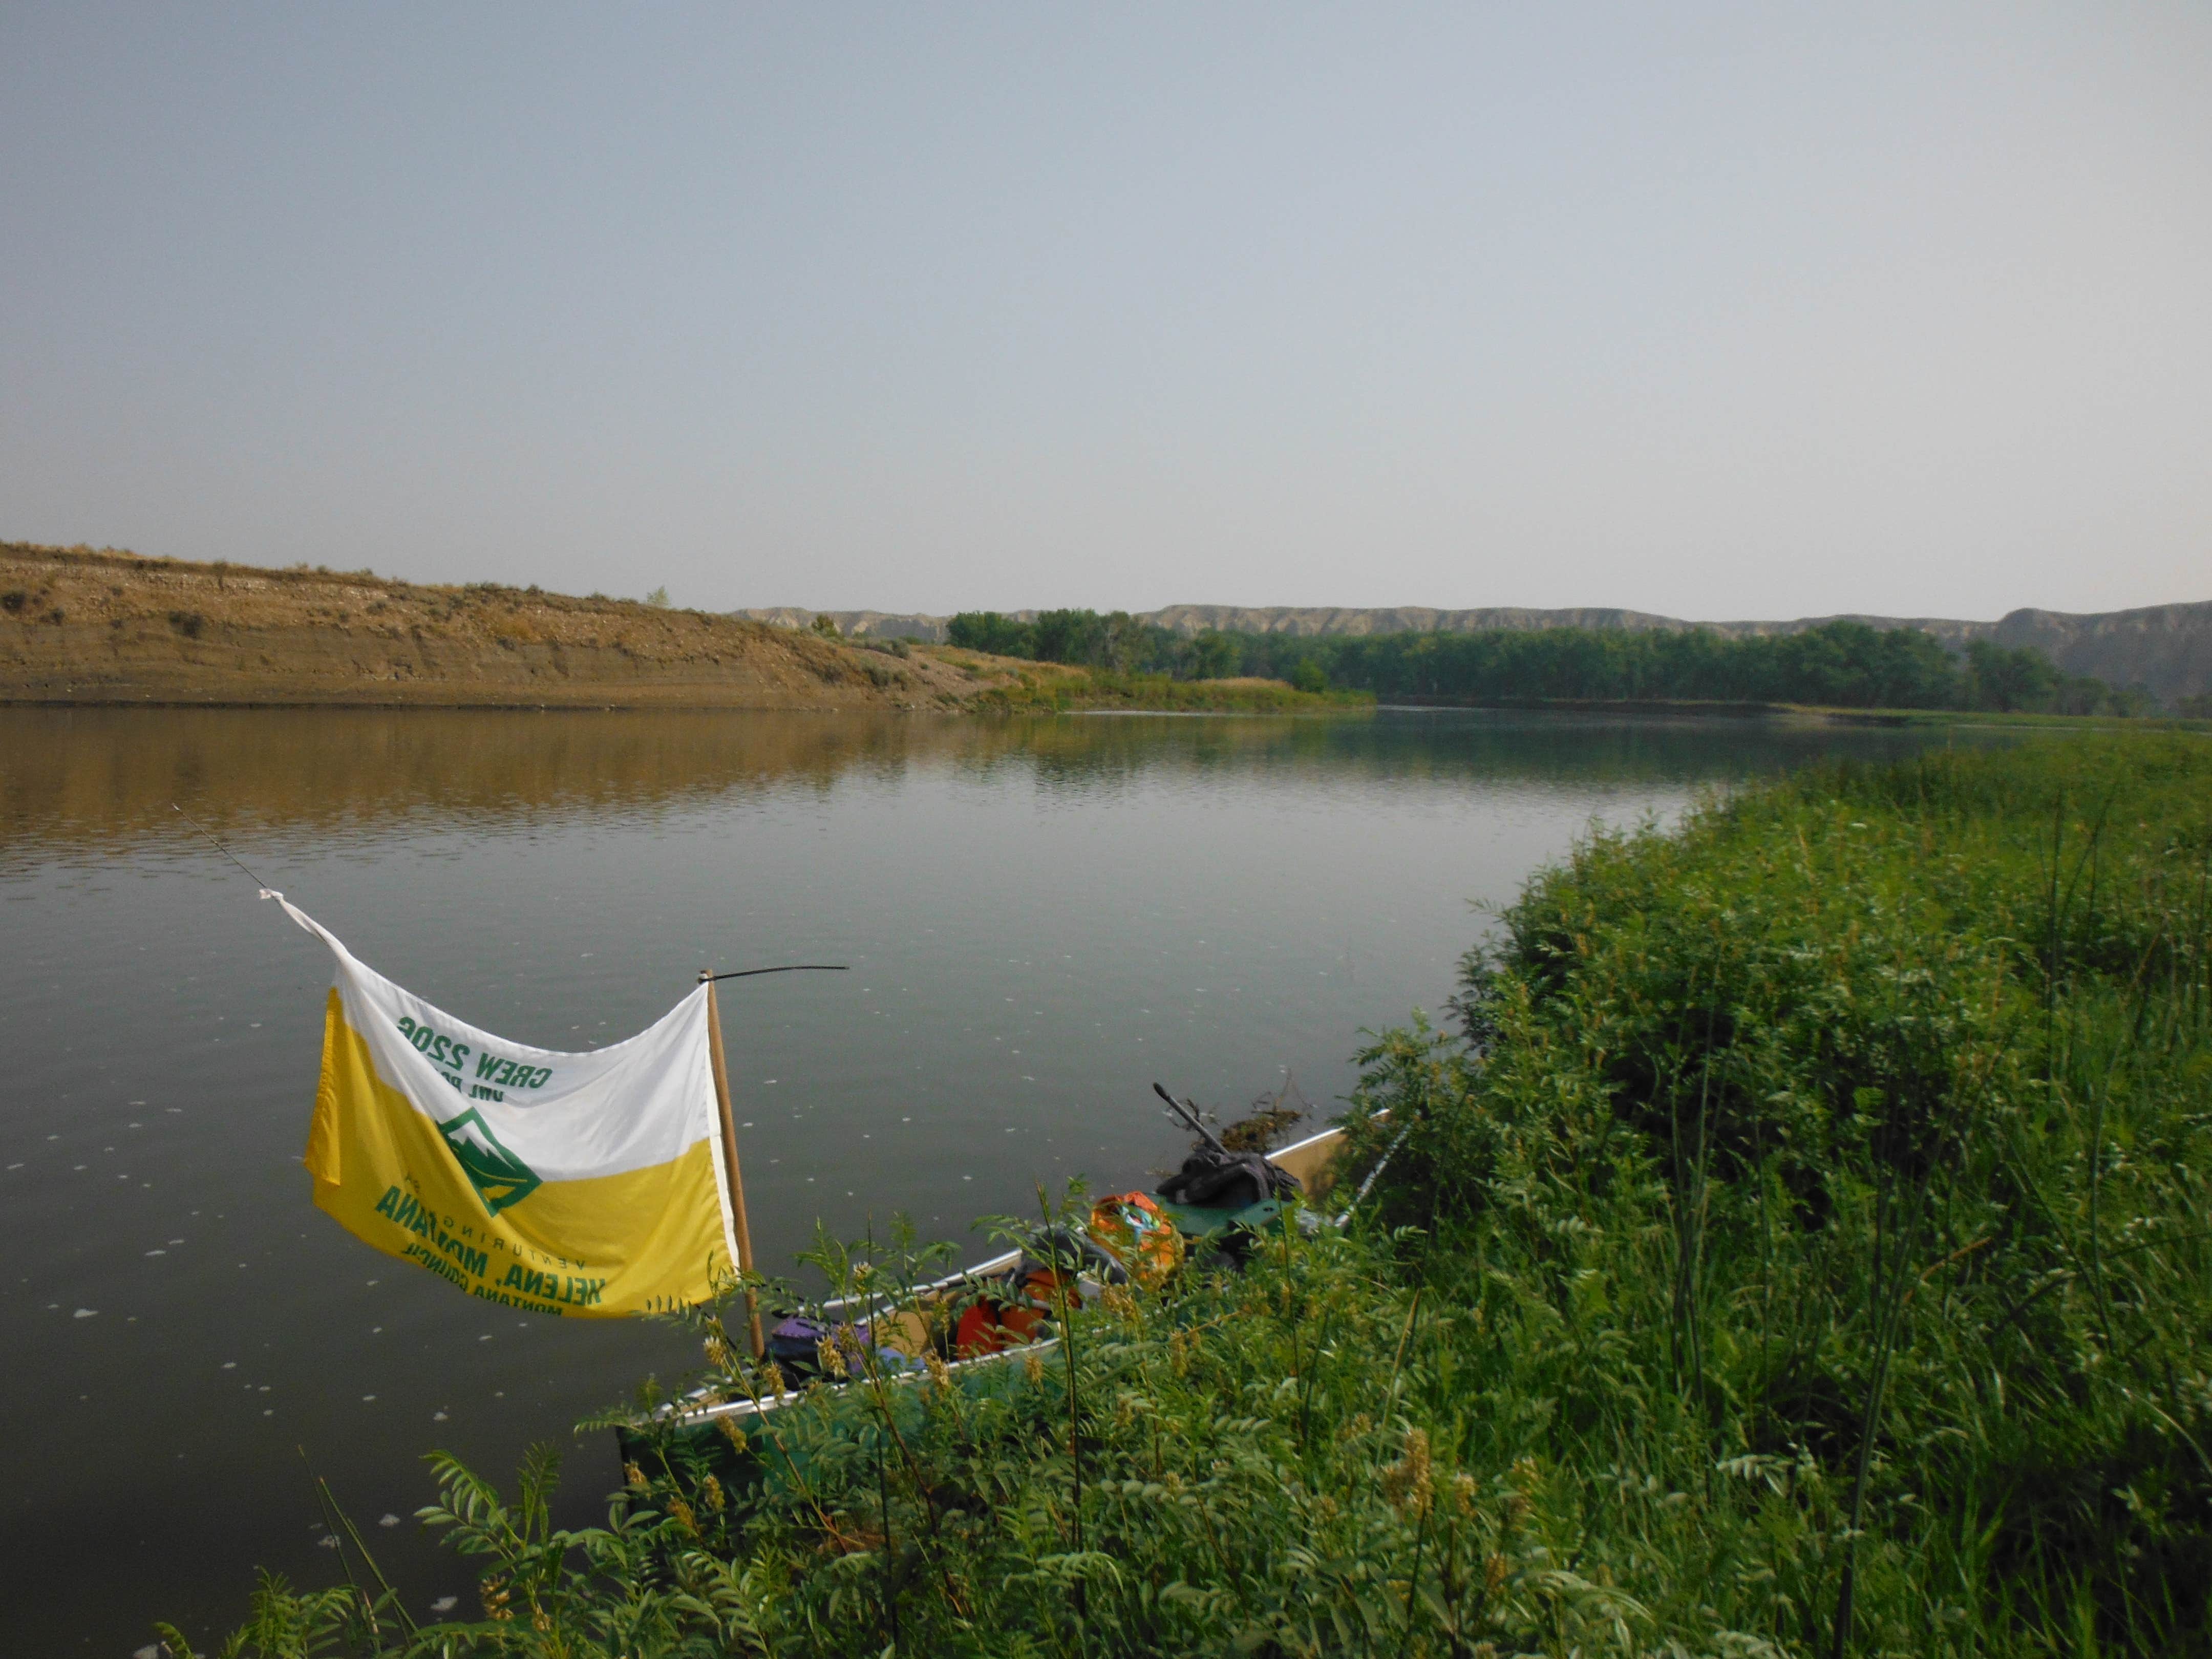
1089 1192 1184 1289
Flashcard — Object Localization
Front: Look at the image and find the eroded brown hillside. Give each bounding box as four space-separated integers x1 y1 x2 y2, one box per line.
0 544 977 709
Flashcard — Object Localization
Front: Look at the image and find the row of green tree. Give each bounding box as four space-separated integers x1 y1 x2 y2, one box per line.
944 609 2153 713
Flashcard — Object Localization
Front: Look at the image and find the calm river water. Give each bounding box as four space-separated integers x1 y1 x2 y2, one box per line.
0 706 1981 1650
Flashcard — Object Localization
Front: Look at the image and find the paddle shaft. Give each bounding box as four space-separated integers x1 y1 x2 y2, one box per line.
701 977 764 1359
1153 1081 1227 1153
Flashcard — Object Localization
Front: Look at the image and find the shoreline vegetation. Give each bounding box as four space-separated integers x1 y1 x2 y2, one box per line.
179 733 2212 1657
10 544 2202 727
946 607 2190 719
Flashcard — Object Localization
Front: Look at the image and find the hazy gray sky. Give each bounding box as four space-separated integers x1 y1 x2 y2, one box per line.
4 5 2207 620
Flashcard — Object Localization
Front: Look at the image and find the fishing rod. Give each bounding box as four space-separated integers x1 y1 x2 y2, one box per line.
171 803 276 891
1332 1121 1414 1228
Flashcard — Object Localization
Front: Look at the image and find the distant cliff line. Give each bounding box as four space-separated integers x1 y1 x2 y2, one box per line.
740 600 2212 704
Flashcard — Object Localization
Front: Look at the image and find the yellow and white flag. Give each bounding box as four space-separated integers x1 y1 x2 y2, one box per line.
274 895 737 1317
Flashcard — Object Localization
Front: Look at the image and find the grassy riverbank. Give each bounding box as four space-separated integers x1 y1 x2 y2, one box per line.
185 734 2211 1657
952 652 1373 714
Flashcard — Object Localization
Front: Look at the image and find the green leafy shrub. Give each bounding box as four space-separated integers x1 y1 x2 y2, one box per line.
1348 734 2212 1653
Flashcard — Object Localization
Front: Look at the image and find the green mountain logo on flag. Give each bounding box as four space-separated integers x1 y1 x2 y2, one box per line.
437 1108 542 1216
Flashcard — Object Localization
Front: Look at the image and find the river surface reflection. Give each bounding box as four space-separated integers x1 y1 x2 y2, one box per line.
0 706 1988 1649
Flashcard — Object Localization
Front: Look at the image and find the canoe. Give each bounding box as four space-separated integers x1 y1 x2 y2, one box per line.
618 1120 1362 1473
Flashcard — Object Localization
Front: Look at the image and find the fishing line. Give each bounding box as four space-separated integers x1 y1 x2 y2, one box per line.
701 965 850 982
169 809 848 982
171 802 276 892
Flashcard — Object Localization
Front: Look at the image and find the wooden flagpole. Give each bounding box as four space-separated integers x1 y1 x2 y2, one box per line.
701 974 764 1360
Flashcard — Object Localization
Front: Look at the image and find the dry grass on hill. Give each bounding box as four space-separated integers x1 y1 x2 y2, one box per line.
0 543 993 710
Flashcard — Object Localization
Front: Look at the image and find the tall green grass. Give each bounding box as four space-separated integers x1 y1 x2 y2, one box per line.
967 663 1373 714
180 735 2212 1657
1347 734 2212 1654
